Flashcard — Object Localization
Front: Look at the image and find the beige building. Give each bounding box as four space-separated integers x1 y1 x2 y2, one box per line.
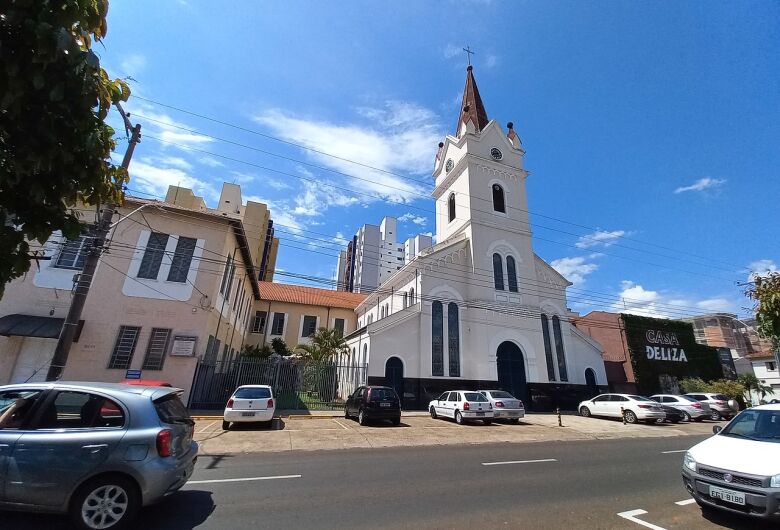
0 183 276 402
246 282 366 350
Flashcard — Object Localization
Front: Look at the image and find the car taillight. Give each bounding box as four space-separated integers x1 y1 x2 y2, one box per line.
692 402 701 409
463 402 470 410
156 429 172 457
267 398 274 407
227 398 234 408
495 401 505 408
638 404 651 409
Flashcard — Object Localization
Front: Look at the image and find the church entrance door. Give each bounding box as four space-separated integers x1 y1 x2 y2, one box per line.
385 357 404 408
496 341 529 407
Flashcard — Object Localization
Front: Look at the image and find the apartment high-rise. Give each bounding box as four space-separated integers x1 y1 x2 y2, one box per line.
336 216 432 293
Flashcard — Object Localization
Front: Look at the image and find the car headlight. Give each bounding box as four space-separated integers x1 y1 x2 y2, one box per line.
771 474 780 488
683 452 697 472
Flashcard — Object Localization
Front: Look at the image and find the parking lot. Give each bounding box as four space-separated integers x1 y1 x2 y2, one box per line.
192 412 718 454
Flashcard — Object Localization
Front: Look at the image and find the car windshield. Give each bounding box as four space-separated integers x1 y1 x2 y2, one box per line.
464 392 488 402
368 388 397 400
487 391 514 399
154 392 192 424
234 388 272 399
720 410 780 442
628 395 653 402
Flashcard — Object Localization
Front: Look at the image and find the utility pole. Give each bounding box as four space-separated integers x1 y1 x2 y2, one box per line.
46 108 141 381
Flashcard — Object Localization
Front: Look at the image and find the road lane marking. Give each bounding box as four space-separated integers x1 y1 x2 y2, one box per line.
196 420 218 433
617 509 668 530
661 450 687 454
482 459 557 466
675 499 696 506
332 419 351 430
188 474 301 485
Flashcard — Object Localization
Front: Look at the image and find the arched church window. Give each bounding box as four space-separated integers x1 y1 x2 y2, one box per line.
552 315 568 382
431 301 444 376
540 314 556 381
448 302 460 377
448 193 456 223
492 253 504 290
506 256 518 293
492 184 506 213
403 292 408 309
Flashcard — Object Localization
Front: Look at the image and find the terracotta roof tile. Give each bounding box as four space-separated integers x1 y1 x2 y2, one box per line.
258 281 367 310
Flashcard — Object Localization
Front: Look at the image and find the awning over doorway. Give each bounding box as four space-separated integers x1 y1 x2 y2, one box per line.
0 314 64 339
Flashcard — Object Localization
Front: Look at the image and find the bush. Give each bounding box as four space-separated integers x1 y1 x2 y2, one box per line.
678 378 710 393
679 377 746 408
241 344 273 359
271 338 291 356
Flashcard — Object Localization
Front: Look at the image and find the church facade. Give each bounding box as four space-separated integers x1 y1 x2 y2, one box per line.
343 66 607 411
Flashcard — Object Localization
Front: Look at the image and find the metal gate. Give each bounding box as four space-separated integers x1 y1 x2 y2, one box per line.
188 357 367 411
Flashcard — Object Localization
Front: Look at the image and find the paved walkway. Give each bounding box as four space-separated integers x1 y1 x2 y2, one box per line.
192 413 717 454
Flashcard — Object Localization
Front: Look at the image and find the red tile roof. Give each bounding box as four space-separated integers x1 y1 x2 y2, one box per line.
258 282 367 310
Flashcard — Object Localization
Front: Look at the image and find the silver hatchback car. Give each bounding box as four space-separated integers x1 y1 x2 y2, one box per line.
0 382 198 530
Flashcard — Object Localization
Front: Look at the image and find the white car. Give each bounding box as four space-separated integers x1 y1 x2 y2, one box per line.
223 385 275 430
478 390 524 423
650 394 711 422
429 390 494 425
683 404 780 522
578 393 666 424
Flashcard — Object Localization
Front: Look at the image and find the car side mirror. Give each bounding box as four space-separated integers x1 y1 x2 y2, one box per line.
712 425 722 435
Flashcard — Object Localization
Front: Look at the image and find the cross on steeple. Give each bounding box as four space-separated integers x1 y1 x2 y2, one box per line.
462 46 475 66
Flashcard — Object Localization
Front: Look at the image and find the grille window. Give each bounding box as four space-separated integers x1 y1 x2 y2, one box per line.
107 326 141 369
302 315 317 337
166 236 197 282
141 328 172 370
55 235 92 270
137 233 169 280
432 301 444 376
448 302 460 377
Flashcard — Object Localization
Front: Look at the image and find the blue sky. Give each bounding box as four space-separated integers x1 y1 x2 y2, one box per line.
100 1 779 319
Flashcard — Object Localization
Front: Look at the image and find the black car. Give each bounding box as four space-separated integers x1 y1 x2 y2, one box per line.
345 386 401 426
656 404 684 424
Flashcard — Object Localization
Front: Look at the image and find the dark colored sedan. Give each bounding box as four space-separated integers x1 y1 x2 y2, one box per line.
657 404 685 424
344 386 401 426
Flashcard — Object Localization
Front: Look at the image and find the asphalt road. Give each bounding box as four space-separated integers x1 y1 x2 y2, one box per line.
3 435 776 529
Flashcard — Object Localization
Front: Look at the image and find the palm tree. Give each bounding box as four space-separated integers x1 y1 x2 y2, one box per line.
295 328 349 362
738 373 772 404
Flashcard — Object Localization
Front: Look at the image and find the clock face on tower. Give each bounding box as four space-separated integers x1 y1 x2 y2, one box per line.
445 159 454 172
490 147 503 161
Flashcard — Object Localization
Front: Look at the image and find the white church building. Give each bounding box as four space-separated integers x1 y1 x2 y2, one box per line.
343 66 607 411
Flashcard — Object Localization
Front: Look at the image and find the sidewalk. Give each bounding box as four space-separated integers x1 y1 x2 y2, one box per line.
192 413 716 455
190 409 432 419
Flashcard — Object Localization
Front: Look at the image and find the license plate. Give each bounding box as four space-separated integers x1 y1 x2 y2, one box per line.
476 412 485 416
380 402 390 407
241 412 255 417
709 485 746 505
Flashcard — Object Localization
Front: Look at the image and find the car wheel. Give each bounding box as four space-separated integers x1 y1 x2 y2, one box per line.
579 406 591 418
455 410 464 425
710 410 722 421
624 410 637 424
69 474 140 530
392 417 401 426
429 406 437 419
222 420 230 431
358 409 367 426
483 419 492 425
682 412 692 422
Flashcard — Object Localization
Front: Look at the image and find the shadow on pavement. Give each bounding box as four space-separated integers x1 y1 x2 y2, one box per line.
0 490 215 530
700 505 778 529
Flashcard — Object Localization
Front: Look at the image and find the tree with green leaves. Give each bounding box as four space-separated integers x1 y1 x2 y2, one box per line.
240 343 273 359
295 328 349 362
270 337 291 357
747 272 780 350
0 0 130 298
738 373 772 404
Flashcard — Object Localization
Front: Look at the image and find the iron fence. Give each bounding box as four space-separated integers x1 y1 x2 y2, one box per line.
188 357 367 411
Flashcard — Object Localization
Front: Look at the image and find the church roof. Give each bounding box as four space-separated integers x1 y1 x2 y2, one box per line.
258 281 367 309
456 65 489 136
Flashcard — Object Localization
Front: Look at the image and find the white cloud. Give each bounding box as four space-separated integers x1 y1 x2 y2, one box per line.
292 180 359 217
129 159 217 201
484 54 498 69
126 101 213 150
610 280 737 318
748 259 779 280
575 229 628 249
550 256 598 285
674 177 726 194
156 156 192 171
120 54 146 76
332 232 350 246
398 213 427 226
443 44 462 59
198 156 224 168
252 101 440 204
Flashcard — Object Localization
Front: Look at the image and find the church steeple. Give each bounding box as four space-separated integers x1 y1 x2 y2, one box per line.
456 65 489 137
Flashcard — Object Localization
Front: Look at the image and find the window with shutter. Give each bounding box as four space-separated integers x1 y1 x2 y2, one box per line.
137 233 169 279
166 237 196 282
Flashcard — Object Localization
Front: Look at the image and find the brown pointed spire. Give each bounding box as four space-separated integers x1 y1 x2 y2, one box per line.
456 65 489 136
